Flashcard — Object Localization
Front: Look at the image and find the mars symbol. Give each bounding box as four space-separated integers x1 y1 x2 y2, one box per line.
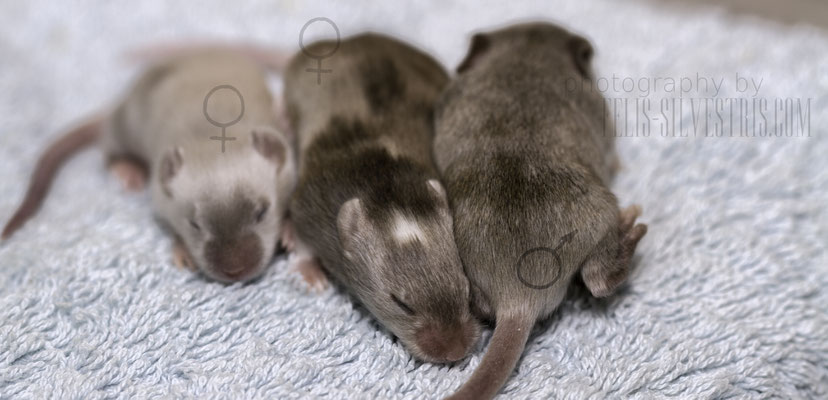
515 231 577 290
203 84 245 153
299 17 341 85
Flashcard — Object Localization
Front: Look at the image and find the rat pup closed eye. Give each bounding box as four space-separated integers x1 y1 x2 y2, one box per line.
283 33 480 363
434 23 648 399
3 50 296 283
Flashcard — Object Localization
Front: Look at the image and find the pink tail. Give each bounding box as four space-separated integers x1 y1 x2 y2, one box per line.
2 118 102 239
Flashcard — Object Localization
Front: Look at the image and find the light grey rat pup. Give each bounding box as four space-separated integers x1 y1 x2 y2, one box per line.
3 50 296 283
283 33 480 363
434 23 648 399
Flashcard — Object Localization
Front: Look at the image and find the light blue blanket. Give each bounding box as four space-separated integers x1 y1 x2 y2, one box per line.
0 0 825 398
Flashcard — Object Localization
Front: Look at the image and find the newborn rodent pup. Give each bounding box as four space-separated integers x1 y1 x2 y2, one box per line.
284 33 480 363
434 23 648 399
2 50 295 283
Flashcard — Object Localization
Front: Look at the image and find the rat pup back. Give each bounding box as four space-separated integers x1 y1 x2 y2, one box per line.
284 33 480 363
434 23 647 399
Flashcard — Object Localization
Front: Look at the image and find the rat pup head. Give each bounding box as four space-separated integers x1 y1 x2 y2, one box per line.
336 179 480 363
456 22 594 80
155 127 294 282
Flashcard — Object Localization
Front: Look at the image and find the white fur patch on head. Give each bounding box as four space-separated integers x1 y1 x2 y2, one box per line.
392 211 425 245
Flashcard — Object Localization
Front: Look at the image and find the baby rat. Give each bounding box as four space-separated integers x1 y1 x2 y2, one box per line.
2 50 295 283
434 23 648 399
284 33 480 363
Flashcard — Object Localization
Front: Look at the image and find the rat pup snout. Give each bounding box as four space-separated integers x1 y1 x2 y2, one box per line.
204 232 263 281
415 317 479 363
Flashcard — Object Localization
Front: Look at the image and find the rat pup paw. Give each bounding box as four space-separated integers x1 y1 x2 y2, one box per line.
109 158 147 191
291 256 329 293
172 239 196 271
300 259 329 292
279 218 297 253
618 204 642 232
581 205 648 298
618 204 647 262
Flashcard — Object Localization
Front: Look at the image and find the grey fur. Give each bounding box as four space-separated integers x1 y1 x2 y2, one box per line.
434 23 648 399
285 33 480 363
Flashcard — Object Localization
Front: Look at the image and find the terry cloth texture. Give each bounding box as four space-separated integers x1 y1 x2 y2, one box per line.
0 0 826 398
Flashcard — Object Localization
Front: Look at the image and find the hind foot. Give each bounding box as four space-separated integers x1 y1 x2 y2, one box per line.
618 205 647 258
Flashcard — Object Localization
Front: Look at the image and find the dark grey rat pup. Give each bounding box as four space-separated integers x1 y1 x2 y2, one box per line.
434 23 648 399
284 33 480 363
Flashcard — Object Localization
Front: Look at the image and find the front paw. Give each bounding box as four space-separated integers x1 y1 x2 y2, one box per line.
290 254 329 293
279 219 297 253
109 158 148 192
173 239 196 271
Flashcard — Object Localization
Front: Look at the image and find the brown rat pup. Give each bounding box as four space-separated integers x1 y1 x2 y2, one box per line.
284 33 480 363
434 22 648 399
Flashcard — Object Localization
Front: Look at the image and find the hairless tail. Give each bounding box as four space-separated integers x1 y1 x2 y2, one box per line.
446 313 534 400
2 118 101 239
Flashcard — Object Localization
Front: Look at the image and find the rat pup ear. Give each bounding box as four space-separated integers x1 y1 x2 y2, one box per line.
567 34 594 78
251 128 288 169
426 179 449 208
337 198 371 260
160 147 183 198
457 33 491 74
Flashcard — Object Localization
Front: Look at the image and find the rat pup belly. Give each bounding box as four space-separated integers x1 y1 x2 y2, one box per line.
285 33 480 363
434 22 648 400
